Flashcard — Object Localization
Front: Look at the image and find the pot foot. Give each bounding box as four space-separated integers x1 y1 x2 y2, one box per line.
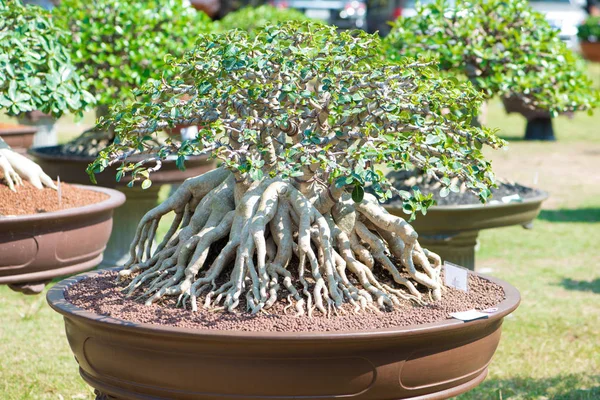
94 389 118 400
7 280 51 295
524 117 556 141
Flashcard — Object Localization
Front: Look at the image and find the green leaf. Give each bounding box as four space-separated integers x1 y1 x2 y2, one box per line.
141 179 152 189
352 185 364 203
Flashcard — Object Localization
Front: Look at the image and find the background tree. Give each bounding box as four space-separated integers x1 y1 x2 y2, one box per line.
385 0 599 140
89 22 504 316
0 0 92 190
51 0 213 155
215 4 311 34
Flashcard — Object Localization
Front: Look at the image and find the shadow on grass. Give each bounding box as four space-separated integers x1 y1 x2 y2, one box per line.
458 374 600 399
559 278 600 294
538 208 600 223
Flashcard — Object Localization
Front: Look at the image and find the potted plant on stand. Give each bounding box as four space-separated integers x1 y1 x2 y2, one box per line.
578 16 600 62
0 0 124 295
48 23 520 399
29 0 215 266
0 0 95 149
385 0 599 141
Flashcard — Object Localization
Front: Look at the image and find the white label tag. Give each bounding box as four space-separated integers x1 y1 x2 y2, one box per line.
181 125 199 141
444 261 468 292
450 309 489 321
501 194 522 203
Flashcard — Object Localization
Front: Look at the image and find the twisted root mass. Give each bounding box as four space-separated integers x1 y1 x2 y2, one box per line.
119 168 444 317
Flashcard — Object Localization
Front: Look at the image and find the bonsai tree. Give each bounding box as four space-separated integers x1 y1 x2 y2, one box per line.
0 0 92 190
385 0 598 140
216 5 311 34
51 0 213 155
89 22 504 316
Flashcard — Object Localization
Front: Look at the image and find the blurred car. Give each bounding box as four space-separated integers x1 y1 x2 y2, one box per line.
270 0 367 29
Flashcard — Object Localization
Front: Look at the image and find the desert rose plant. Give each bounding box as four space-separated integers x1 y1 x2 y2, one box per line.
51 0 213 155
89 22 504 316
386 0 598 135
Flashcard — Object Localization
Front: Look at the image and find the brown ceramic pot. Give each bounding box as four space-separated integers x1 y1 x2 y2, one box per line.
580 41 600 63
385 192 548 270
0 186 125 294
0 123 37 153
47 267 520 400
29 145 215 187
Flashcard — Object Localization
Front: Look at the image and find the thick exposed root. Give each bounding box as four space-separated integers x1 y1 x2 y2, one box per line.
119 174 445 316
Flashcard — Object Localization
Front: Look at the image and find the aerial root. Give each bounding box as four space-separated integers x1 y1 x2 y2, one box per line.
119 177 445 316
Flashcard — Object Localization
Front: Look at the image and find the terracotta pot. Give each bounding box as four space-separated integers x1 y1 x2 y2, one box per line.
28 145 215 187
47 267 520 400
0 123 37 153
386 192 548 270
0 186 125 294
580 41 600 63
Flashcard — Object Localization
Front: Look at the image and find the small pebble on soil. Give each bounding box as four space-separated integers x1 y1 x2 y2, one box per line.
0 180 108 216
66 271 505 333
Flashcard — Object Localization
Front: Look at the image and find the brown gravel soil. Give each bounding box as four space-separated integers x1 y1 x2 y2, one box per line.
0 180 108 216
65 270 505 333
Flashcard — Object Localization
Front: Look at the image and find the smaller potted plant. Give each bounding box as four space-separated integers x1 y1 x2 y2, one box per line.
0 0 95 148
29 0 215 266
386 0 599 141
578 16 600 62
0 0 124 295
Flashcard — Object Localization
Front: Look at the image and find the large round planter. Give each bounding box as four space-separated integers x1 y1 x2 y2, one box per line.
47 267 520 400
0 186 125 294
29 146 215 266
386 192 548 270
0 123 37 153
580 41 600 62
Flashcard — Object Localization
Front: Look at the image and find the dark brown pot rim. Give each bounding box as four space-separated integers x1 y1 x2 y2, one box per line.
418 191 548 212
47 266 520 342
0 185 125 224
28 145 210 164
0 124 38 134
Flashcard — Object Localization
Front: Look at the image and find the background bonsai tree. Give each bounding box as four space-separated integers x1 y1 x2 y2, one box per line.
89 22 503 316
0 0 92 190
216 4 311 34
385 0 598 141
51 0 213 155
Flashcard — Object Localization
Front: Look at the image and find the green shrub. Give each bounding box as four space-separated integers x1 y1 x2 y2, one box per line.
52 0 213 110
0 0 94 117
216 5 311 34
386 0 598 116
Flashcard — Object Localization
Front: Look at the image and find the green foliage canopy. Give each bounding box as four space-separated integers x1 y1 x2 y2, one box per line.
216 5 311 34
386 0 598 117
52 0 213 109
0 0 94 117
89 22 504 215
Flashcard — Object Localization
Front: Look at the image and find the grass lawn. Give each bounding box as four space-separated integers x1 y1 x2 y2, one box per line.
1 83 599 400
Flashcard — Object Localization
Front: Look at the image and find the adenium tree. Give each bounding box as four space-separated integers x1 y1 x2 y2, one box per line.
385 0 598 139
0 0 94 118
51 0 213 154
89 23 503 316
